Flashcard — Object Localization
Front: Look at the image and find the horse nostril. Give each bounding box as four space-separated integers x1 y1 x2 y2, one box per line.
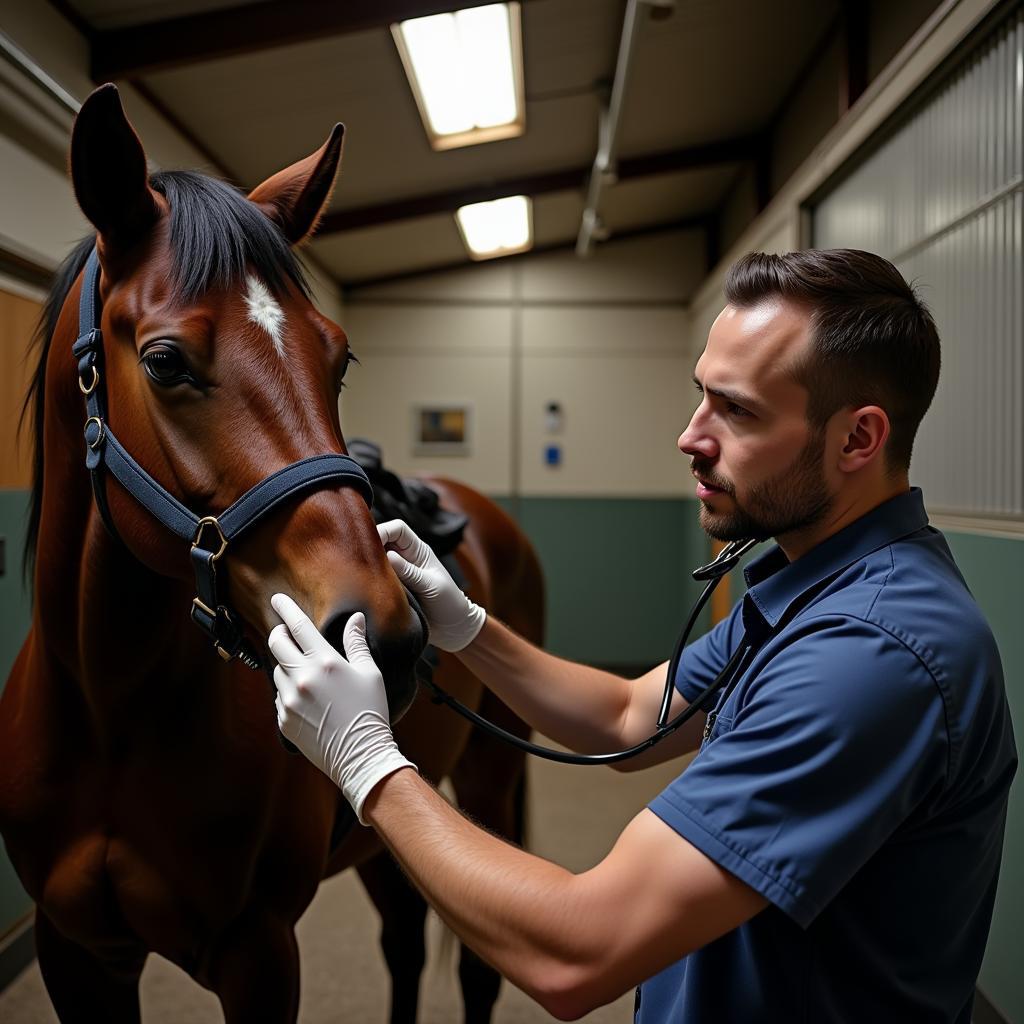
320 605 426 724
321 611 354 656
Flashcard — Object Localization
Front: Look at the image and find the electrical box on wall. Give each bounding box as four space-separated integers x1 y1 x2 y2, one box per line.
545 401 563 433
545 445 561 467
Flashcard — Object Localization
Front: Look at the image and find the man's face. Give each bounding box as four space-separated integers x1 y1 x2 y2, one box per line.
679 300 834 544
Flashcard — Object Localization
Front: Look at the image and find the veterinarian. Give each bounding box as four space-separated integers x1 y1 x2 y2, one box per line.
268 249 1017 1022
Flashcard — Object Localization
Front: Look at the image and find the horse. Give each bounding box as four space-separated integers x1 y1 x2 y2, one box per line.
0 83 544 1024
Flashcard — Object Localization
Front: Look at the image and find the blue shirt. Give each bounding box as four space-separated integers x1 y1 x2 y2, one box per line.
639 489 1017 1023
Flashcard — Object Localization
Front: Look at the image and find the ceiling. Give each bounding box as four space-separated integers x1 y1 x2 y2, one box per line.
52 0 841 287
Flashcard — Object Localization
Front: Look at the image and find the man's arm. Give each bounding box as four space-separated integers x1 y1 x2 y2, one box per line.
364 767 767 1020
455 617 707 762
379 519 708 761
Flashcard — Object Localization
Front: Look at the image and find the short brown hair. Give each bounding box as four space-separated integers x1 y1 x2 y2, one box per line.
724 249 940 471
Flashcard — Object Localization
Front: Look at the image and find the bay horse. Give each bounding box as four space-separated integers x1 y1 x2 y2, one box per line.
0 84 543 1023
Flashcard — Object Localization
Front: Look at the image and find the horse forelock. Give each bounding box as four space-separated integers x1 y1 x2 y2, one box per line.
149 170 309 304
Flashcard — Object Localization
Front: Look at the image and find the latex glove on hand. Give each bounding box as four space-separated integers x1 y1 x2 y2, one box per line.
268 593 416 823
377 519 486 652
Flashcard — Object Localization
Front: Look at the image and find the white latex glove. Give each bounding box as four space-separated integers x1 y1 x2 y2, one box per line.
377 519 486 652
268 593 416 824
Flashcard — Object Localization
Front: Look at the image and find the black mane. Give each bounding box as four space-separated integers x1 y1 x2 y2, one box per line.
20 170 310 584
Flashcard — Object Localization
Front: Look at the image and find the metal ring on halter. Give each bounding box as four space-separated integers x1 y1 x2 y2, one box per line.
192 516 228 560
84 416 105 450
79 364 99 395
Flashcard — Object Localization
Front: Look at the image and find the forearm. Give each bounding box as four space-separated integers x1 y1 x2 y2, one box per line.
454 617 634 754
363 767 599 1016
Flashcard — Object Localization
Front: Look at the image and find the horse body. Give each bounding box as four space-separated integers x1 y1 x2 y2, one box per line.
0 85 541 1023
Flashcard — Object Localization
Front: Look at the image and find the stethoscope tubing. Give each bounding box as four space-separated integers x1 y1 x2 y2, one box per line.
422 537 761 766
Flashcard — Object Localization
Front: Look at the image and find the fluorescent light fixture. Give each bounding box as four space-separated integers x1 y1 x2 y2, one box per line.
393 3 525 151
455 195 532 259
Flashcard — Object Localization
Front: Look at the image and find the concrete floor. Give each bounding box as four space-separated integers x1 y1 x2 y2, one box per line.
0 737 689 1023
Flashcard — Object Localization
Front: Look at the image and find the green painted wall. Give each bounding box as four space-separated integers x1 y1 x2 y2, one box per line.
0 490 33 934
507 497 712 668
945 531 1023 1023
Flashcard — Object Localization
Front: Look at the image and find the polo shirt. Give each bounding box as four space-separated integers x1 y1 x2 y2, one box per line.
638 488 1017 1023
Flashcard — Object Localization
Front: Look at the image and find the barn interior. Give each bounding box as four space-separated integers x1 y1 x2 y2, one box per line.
0 1 1021 1021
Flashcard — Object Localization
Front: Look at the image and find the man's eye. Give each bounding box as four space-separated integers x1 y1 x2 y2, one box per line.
727 402 750 417
141 347 191 386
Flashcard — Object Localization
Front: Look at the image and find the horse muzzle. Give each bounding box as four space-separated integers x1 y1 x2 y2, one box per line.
319 591 428 724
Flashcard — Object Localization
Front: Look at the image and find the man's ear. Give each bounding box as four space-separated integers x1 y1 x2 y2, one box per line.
247 124 345 245
837 406 891 473
70 84 161 248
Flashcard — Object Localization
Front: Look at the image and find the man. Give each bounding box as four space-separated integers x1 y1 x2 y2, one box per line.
268 249 1017 1021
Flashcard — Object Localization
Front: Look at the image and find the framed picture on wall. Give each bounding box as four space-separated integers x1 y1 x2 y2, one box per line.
413 404 472 455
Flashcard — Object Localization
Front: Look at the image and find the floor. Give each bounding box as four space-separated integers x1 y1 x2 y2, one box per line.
0 736 690 1023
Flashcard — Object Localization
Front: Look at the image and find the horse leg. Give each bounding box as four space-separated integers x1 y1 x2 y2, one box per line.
205 911 300 1024
450 688 530 1024
358 850 429 1024
34 909 145 1024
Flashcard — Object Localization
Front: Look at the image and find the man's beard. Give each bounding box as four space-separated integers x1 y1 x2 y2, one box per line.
693 430 833 543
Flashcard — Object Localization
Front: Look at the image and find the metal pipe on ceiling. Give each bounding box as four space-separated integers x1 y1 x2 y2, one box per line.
576 0 676 257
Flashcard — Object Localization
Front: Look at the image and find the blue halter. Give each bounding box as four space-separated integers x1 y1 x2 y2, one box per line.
73 247 374 670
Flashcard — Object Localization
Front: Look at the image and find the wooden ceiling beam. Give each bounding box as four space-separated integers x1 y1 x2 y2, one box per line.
91 0 523 80
342 217 709 293
318 135 758 235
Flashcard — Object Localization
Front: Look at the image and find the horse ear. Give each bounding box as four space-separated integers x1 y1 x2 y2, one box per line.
247 124 344 245
70 84 160 247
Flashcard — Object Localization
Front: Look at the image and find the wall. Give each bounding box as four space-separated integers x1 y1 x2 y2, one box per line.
344 229 714 666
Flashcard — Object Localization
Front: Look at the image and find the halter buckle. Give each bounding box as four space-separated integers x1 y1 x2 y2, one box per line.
192 516 228 560
85 416 105 450
79 364 100 395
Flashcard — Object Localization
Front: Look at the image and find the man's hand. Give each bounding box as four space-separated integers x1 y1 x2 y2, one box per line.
377 520 486 652
268 593 416 823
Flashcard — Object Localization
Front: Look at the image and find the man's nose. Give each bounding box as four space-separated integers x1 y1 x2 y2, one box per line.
677 408 716 458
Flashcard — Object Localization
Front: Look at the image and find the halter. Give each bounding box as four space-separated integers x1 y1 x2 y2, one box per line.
74 247 374 670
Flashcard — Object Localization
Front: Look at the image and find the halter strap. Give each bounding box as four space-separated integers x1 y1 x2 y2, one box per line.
74 247 373 670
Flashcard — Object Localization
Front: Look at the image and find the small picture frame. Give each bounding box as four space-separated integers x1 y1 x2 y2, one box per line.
413 404 472 455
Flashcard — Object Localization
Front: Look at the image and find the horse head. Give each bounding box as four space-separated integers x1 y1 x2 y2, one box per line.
59 83 425 721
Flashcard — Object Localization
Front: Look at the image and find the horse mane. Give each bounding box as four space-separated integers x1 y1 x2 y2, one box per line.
19 170 311 584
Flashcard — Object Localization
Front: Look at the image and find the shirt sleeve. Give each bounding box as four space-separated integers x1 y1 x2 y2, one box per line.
673 599 747 710
650 614 949 927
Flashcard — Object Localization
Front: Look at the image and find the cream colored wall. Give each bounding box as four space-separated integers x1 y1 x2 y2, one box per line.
339 304 515 493
518 306 689 496
341 230 704 497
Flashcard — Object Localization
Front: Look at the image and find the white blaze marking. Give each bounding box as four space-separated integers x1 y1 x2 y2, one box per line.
244 275 286 355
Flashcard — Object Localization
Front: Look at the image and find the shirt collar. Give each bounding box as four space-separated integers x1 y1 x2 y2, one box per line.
740 487 929 631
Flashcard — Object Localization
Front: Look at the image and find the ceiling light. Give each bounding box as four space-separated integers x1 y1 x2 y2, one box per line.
393 3 525 151
455 195 532 259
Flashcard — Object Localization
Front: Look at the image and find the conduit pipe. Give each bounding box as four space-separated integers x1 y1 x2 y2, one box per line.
576 0 676 257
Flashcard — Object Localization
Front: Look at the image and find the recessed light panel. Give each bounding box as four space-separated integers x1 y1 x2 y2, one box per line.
455 195 532 259
394 4 525 151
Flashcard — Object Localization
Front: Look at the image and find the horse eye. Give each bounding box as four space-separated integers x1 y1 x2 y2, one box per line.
142 347 191 386
338 349 359 390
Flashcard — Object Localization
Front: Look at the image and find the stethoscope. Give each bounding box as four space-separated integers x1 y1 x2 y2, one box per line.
419 537 762 765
